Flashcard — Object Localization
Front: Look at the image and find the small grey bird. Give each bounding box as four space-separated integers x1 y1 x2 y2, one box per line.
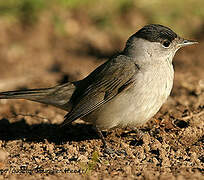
0 24 197 151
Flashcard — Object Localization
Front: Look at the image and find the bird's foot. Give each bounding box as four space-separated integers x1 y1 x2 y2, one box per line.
103 145 115 154
103 145 127 156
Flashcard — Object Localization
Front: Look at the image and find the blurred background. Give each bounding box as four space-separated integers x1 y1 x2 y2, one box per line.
0 0 203 101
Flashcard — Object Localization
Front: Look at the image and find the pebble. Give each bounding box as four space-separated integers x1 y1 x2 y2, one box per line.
0 149 9 162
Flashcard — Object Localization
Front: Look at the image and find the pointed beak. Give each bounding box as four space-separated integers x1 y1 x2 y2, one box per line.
178 39 198 48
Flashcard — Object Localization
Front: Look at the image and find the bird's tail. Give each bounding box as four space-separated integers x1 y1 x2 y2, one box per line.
0 82 76 110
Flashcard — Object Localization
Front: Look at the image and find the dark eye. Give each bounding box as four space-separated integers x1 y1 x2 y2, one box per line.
162 40 171 48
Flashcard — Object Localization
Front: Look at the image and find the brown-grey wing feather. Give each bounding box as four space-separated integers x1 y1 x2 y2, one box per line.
62 55 139 125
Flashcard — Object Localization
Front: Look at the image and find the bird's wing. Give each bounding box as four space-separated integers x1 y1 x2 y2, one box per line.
62 55 140 126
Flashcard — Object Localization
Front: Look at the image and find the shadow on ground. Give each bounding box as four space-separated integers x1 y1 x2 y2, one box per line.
0 118 99 144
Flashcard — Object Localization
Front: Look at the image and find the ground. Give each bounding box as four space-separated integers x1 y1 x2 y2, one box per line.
0 14 203 180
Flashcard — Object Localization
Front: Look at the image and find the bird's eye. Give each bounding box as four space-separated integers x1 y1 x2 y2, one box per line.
162 40 171 48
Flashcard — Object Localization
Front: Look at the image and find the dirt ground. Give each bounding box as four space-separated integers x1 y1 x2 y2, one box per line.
0 16 203 180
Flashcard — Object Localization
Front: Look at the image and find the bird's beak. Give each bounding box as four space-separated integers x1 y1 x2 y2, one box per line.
178 38 198 48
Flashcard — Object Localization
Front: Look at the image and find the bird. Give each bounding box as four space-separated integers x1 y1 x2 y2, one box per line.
0 24 197 152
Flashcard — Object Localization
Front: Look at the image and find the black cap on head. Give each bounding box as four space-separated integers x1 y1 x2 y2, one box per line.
134 24 177 43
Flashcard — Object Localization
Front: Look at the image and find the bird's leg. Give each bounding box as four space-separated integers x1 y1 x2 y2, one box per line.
132 127 144 139
95 128 108 147
94 126 114 154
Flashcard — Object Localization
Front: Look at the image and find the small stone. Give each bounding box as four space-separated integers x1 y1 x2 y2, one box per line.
0 149 9 162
